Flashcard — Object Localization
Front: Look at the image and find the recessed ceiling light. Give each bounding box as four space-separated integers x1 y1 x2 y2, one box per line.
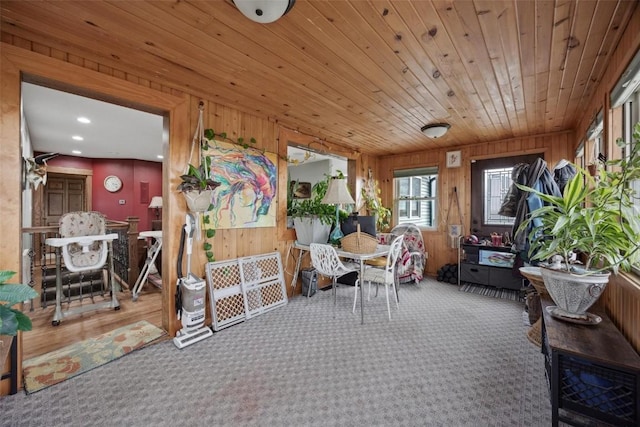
72 135 84 141
72 150 82 154
77 117 91 124
157 155 164 159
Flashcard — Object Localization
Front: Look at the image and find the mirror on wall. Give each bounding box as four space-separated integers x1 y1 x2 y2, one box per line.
286 144 348 229
277 128 358 241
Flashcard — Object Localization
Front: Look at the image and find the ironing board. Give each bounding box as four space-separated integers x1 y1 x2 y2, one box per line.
132 230 163 301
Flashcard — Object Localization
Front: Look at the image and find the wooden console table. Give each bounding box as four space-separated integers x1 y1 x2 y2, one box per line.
541 298 640 426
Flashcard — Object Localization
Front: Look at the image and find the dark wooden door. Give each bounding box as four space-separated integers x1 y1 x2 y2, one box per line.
44 174 86 226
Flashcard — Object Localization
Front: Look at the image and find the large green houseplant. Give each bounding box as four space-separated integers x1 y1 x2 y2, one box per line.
288 173 347 244
517 122 640 318
1 270 38 366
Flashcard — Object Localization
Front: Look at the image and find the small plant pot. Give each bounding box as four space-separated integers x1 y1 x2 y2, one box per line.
182 189 213 212
540 266 610 320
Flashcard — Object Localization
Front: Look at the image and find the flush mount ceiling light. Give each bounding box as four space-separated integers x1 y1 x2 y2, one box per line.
233 0 296 24
421 123 451 139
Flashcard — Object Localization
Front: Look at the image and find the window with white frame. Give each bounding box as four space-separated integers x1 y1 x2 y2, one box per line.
622 92 640 202
586 111 604 166
610 48 640 272
394 167 438 228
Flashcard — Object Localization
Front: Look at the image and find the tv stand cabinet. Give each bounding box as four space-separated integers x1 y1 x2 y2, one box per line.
457 243 521 290
541 298 640 426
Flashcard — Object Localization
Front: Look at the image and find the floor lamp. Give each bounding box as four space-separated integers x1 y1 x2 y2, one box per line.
148 196 163 230
322 177 355 245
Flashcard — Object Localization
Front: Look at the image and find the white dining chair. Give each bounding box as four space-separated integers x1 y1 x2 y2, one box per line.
309 243 360 304
357 235 404 320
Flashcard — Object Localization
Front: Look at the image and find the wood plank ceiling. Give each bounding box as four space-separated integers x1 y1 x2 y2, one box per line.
1 0 636 156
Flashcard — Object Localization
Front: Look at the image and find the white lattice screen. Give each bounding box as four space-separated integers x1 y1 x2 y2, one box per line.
206 251 287 331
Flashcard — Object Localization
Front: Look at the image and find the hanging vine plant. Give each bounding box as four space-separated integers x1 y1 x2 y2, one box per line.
202 211 216 262
179 102 263 262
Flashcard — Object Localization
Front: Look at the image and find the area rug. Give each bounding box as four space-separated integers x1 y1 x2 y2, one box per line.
459 282 523 301
22 320 165 394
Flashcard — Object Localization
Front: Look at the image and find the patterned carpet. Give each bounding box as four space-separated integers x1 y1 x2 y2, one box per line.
1 278 551 426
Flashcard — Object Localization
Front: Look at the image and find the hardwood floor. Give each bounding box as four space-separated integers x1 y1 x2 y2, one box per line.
23 286 164 360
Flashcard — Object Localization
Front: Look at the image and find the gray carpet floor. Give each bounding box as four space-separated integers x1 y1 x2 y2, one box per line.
1 278 551 426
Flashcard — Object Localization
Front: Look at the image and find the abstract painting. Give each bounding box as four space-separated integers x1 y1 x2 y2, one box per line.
205 140 277 229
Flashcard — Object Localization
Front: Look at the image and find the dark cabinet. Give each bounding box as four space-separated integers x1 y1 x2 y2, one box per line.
458 243 521 290
541 298 640 426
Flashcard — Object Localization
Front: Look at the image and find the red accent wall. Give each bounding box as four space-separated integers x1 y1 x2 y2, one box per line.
46 155 162 231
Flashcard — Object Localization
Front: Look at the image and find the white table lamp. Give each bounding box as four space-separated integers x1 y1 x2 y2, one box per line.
322 177 355 244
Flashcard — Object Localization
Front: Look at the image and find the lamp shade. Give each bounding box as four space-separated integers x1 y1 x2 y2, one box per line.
322 178 355 205
233 0 296 24
148 196 163 209
421 123 451 138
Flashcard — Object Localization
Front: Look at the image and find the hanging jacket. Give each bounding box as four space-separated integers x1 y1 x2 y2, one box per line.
553 160 577 193
498 163 530 217
512 158 561 254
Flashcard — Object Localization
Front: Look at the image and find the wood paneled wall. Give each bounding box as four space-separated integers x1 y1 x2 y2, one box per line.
570 6 640 352
377 132 573 277
0 35 372 394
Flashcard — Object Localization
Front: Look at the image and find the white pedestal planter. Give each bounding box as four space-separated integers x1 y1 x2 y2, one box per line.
540 266 610 321
293 217 330 245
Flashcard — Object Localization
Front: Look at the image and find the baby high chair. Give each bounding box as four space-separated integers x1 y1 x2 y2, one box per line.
45 211 120 325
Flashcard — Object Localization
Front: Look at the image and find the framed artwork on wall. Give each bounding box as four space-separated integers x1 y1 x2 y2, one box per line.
205 140 277 229
290 181 311 199
446 150 462 168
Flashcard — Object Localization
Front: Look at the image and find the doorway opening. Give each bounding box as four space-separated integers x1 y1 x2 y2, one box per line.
20 79 166 360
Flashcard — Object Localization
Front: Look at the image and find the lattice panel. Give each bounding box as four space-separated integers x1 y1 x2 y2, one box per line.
206 252 288 330
215 294 245 322
261 282 286 306
238 252 287 319
206 260 245 331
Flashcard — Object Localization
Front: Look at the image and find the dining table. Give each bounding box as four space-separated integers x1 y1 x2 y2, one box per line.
291 241 391 324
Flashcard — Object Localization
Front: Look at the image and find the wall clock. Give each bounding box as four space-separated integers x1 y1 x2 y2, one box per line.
104 175 123 192
446 150 462 168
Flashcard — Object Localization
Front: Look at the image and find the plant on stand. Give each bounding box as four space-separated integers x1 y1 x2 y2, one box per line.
359 169 391 231
1 270 38 366
517 122 640 321
178 102 257 262
288 174 346 244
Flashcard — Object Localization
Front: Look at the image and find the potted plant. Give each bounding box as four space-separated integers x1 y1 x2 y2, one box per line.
177 159 222 213
178 123 257 212
288 174 343 244
178 126 257 261
1 270 38 366
359 171 391 232
516 122 640 320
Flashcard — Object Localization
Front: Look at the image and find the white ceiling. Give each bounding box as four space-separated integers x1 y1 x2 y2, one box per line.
21 82 339 166
21 82 164 163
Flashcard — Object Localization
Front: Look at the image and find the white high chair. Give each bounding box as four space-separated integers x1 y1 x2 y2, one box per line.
45 211 120 325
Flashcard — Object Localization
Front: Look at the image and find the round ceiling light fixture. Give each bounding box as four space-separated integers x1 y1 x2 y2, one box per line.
233 0 296 24
421 123 451 139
